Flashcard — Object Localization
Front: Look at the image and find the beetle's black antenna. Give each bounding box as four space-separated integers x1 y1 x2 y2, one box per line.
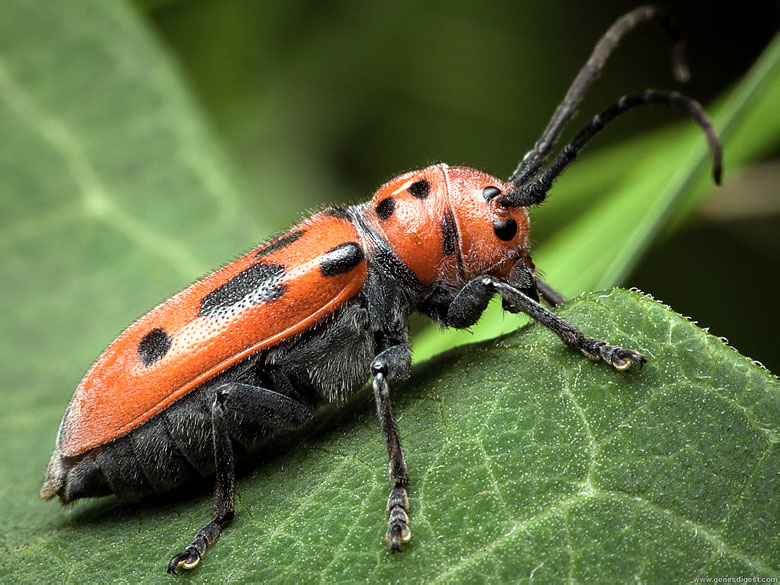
509 5 688 188
499 90 722 207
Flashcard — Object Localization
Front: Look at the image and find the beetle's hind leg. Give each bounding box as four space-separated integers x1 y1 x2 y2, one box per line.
167 382 314 574
447 276 646 370
370 344 412 552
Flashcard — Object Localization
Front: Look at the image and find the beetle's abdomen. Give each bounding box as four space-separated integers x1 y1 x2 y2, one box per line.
42 385 217 502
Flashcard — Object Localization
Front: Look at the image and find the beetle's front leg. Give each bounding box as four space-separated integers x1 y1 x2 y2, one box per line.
448 276 646 370
370 344 412 552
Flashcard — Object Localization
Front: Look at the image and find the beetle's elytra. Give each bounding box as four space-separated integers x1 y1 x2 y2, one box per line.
42 6 723 574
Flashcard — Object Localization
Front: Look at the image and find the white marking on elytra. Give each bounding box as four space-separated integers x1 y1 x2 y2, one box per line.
392 179 417 196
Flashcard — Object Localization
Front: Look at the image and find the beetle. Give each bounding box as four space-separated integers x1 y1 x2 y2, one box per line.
42 6 722 574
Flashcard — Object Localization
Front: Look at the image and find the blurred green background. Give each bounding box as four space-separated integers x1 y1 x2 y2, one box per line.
139 0 780 368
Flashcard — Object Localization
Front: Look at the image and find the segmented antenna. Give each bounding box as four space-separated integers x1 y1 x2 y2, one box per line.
499 90 723 208
507 6 691 190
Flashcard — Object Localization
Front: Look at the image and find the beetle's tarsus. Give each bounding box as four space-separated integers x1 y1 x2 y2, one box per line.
167 547 201 575
581 339 646 370
385 483 411 552
386 514 411 553
167 516 225 575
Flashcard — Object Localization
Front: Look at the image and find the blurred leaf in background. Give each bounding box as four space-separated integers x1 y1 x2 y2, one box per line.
0 0 777 582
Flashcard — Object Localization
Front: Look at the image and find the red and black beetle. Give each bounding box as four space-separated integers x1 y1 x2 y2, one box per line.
42 7 722 574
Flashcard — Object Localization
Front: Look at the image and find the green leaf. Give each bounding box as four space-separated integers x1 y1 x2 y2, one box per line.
413 34 780 362
7 290 778 582
0 0 256 578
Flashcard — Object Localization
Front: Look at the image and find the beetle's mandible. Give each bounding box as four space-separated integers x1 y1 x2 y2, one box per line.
42 6 722 574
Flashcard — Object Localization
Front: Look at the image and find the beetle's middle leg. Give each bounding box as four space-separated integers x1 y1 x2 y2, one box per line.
536 279 566 308
447 276 646 370
370 344 412 552
167 382 314 574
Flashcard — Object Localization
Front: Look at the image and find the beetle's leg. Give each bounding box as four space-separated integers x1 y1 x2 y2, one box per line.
370 344 412 552
536 279 566 308
447 276 646 370
216 381 314 430
167 383 313 574
166 391 235 574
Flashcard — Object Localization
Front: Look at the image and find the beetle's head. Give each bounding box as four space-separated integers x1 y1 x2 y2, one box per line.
441 165 532 282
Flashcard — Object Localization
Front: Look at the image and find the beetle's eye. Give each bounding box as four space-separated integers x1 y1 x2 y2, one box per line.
493 218 517 241
482 186 501 201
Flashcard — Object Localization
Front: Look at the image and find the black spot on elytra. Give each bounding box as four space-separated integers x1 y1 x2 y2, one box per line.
408 180 430 199
493 218 518 241
138 328 172 366
375 197 396 220
320 242 364 276
441 210 457 256
199 263 286 318
255 230 305 258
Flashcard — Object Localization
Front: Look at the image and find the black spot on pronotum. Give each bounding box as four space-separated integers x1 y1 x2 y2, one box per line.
320 242 364 276
493 218 518 241
199 263 286 318
255 230 305 258
482 186 501 201
408 180 430 199
441 211 457 256
138 328 172 366
375 197 396 221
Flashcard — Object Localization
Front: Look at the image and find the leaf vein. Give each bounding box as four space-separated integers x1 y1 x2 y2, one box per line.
601 490 777 576
0 57 206 279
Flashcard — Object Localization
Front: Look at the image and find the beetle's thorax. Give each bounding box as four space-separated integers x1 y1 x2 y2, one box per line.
363 163 531 288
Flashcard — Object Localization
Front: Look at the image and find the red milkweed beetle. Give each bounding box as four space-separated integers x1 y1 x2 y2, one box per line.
42 6 722 574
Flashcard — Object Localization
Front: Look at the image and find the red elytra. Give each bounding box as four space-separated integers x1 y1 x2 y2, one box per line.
59 212 367 456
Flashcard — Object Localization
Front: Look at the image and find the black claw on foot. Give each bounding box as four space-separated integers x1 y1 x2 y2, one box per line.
166 547 201 575
607 347 647 370
166 520 222 575
581 339 646 370
387 521 410 552
385 484 411 552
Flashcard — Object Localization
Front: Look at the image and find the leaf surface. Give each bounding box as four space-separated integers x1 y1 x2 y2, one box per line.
6 291 779 583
